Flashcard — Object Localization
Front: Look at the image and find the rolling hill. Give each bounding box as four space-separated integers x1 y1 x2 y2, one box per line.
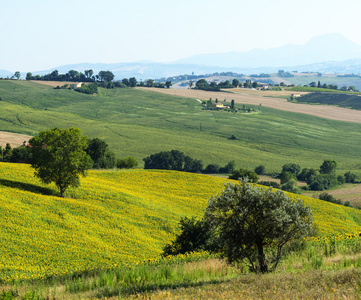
1 80 361 175
1 162 361 282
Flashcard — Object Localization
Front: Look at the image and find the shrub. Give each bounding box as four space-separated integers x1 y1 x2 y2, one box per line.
280 171 297 184
228 168 258 183
254 165 265 175
116 156 138 169
344 171 357 183
281 179 301 194
204 164 220 174
258 181 281 189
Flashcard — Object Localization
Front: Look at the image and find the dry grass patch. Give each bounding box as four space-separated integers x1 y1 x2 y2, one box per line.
0 131 33 148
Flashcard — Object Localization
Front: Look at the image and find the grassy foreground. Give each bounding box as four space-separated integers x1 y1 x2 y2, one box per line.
1 80 361 175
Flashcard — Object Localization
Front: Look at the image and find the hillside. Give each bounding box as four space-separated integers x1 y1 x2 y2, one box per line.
1 80 361 176
1 162 361 282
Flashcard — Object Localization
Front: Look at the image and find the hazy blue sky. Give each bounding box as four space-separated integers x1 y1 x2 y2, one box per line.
1 0 361 71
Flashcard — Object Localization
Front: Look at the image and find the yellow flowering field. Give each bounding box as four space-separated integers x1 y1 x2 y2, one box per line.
1 162 361 282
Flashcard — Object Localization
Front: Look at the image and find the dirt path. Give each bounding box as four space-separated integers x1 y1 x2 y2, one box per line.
140 88 361 124
0 132 33 148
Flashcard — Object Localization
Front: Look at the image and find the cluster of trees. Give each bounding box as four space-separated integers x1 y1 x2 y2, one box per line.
296 93 361 110
162 181 313 273
318 192 354 208
306 81 358 92
277 160 357 193
26 70 115 83
143 150 235 174
278 70 294 77
193 78 261 91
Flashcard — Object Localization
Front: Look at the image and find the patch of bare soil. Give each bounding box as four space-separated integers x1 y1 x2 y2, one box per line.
0 131 33 148
140 88 361 124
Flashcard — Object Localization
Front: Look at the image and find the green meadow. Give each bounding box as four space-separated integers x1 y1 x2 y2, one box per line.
1 80 361 175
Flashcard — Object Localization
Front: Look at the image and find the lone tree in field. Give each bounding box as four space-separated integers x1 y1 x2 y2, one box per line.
205 182 313 273
29 127 92 197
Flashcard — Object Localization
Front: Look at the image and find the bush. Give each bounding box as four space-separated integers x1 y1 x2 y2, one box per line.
298 168 317 182
318 192 342 205
228 168 258 183
280 171 297 184
344 171 357 183
281 179 301 194
162 217 220 256
258 181 281 189
282 163 301 176
254 165 265 175
116 156 138 169
308 175 330 191
204 164 220 174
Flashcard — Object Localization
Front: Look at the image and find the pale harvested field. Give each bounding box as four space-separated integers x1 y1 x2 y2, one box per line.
0 131 33 148
228 88 309 97
141 88 361 124
305 184 361 207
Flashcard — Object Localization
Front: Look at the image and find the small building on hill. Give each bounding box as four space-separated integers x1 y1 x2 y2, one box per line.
69 83 82 89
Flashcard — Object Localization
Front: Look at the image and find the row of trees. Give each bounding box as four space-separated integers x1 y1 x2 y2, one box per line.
307 81 358 92
143 150 235 174
25 70 115 82
193 78 262 91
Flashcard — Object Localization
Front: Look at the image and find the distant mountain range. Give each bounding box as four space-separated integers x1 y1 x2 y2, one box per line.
2 34 361 80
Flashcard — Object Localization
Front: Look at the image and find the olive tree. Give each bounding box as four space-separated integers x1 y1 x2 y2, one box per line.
205 182 313 273
29 127 92 197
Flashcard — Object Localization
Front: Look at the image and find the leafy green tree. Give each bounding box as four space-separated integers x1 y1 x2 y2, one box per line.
280 171 297 184
344 171 357 183
26 72 33 80
162 217 219 256
116 156 138 169
188 80 194 89
86 138 115 169
228 168 258 183
252 81 259 88
319 159 337 175
165 81 172 88
3 143 12 162
281 179 301 194
29 127 92 197
14 71 21 80
232 78 240 87
282 163 301 176
204 164 220 174
98 71 114 82
129 77 137 87
10 146 32 163
254 165 265 175
146 79 154 87
205 182 313 273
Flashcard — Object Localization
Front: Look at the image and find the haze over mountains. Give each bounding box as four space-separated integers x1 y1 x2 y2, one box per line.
3 33 361 79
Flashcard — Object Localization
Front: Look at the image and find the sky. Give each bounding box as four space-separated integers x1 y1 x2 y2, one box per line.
1 0 361 72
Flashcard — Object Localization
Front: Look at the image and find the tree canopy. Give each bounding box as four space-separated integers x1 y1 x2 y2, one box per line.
205 182 313 273
29 127 92 197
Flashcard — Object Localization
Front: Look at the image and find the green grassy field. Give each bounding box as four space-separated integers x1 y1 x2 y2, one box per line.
1 80 361 175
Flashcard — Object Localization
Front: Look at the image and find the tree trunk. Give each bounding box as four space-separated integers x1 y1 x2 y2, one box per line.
256 242 268 273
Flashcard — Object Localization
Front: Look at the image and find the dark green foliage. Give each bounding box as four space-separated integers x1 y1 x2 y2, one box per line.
9 146 32 163
219 161 236 174
318 192 342 205
337 175 345 184
2 143 12 162
75 83 98 94
254 165 265 175
298 168 317 181
228 168 258 183
282 163 301 176
259 181 281 189
204 164 220 174
116 156 138 169
205 182 314 273
298 92 361 110
280 171 297 184
319 159 337 175
143 150 202 173
162 217 220 256
308 175 334 191
344 201 353 208
29 127 92 197
281 179 301 194
344 171 357 183
86 138 115 169
0 289 18 300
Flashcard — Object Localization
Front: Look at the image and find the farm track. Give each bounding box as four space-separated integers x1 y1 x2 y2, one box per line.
142 88 361 124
